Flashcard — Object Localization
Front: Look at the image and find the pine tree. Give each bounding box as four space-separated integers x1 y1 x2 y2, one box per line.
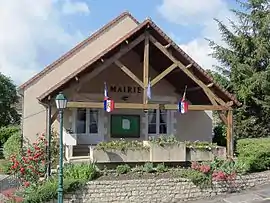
209 0 270 139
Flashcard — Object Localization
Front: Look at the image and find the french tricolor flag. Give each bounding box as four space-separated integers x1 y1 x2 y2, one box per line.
104 99 115 113
179 100 188 114
103 82 114 112
178 86 188 114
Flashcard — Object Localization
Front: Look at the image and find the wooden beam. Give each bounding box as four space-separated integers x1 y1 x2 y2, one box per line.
149 35 226 106
67 102 230 111
186 64 193 69
226 110 233 157
143 33 150 104
150 63 177 87
181 83 215 92
114 60 144 88
74 34 146 93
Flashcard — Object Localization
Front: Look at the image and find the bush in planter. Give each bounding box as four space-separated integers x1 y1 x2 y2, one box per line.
237 138 270 172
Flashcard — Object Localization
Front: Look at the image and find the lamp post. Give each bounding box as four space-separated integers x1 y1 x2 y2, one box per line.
55 92 67 203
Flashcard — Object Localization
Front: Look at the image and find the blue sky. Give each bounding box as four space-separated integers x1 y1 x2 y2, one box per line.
0 0 241 85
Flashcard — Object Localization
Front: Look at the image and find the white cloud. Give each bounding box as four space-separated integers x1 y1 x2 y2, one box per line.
158 0 234 70
62 0 90 15
0 0 90 85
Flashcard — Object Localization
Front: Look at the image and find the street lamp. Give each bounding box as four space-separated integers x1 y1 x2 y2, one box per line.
55 92 68 203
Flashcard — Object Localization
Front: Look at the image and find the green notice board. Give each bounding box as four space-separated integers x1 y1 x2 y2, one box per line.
111 115 140 138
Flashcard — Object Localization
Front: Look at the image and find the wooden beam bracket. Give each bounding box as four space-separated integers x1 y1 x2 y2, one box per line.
148 35 226 106
114 60 144 88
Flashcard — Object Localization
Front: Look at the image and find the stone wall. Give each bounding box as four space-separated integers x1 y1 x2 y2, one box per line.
56 171 270 203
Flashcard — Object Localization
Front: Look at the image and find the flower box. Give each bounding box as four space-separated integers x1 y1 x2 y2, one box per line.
186 146 226 161
89 147 149 163
143 141 186 162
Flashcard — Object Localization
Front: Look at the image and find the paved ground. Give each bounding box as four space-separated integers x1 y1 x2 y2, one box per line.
189 184 270 203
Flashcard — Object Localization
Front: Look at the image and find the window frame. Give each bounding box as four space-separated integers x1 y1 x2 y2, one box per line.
73 108 100 136
148 109 170 136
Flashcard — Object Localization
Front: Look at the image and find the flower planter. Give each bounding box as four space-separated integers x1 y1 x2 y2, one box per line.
143 141 186 162
89 147 150 163
186 146 226 161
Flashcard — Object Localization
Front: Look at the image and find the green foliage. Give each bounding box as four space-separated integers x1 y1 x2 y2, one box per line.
95 139 149 151
23 178 86 203
156 163 168 173
237 138 270 172
149 135 180 146
3 132 21 160
23 163 99 202
209 0 270 139
116 164 131 174
0 159 12 174
64 163 99 180
206 69 230 90
179 169 212 189
0 125 20 146
143 162 155 173
0 73 20 127
185 141 217 150
179 158 244 189
212 124 227 147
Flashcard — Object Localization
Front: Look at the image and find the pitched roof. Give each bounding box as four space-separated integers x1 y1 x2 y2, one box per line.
27 12 240 106
18 11 139 91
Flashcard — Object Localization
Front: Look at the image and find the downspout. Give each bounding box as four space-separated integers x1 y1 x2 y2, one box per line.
47 102 52 178
42 99 52 178
18 91 24 150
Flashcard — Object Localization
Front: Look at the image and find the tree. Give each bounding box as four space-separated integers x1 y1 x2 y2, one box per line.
209 0 270 139
206 69 230 90
0 73 20 127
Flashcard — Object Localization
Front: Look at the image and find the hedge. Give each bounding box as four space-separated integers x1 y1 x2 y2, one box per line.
236 138 270 172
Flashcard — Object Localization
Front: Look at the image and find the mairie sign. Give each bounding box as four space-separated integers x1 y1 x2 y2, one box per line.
109 85 142 94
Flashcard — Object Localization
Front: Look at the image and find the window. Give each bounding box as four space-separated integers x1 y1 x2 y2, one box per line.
148 109 167 135
76 108 86 134
75 108 99 134
89 109 98 134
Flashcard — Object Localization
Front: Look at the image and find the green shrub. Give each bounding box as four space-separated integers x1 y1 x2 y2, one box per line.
143 162 155 173
64 163 99 180
156 163 168 173
23 163 99 202
23 178 86 203
212 124 226 147
178 168 212 189
3 132 21 160
116 164 131 174
0 125 20 146
237 138 270 172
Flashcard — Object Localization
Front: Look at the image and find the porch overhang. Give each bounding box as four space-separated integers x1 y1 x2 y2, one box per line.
37 20 240 107
37 17 240 158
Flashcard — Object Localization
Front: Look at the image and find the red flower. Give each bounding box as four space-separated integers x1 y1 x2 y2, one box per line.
191 162 199 170
20 167 25 173
199 165 211 174
24 181 30 187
